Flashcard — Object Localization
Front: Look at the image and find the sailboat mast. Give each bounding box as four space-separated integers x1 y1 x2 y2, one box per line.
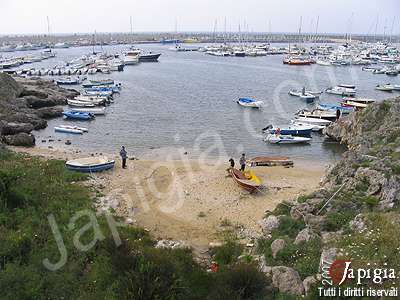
298 16 303 45
315 16 319 43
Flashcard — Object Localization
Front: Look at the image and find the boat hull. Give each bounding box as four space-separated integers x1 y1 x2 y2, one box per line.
66 161 115 173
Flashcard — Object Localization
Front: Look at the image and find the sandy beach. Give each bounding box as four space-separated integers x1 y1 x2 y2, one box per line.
10 145 327 251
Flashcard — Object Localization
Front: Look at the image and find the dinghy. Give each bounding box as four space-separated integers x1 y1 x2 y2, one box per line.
229 168 262 192
74 95 107 105
264 134 311 144
82 79 114 88
326 86 356 96
63 111 95 120
237 98 263 108
66 157 115 173
56 77 80 85
288 90 317 103
291 121 326 132
262 124 312 136
296 109 337 121
54 126 84 134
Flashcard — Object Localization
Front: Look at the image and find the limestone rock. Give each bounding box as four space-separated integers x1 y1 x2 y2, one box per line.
294 227 317 245
271 239 286 258
0 122 34 135
259 215 280 234
303 275 317 296
271 266 304 295
349 214 366 232
304 214 326 232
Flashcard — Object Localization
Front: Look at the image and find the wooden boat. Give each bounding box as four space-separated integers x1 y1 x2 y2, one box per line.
229 168 262 192
263 124 313 136
264 134 311 144
249 156 294 167
342 98 375 105
66 157 115 173
56 77 80 85
340 100 368 109
316 103 353 114
237 98 263 108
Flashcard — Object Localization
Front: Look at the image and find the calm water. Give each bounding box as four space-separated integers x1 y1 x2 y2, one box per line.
22 43 398 161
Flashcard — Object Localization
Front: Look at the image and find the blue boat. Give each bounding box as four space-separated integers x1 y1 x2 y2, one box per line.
66 157 115 173
63 111 95 120
237 98 264 108
263 124 313 137
317 103 353 114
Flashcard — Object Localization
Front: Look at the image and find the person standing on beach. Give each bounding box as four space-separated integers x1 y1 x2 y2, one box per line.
120 146 127 169
239 153 246 172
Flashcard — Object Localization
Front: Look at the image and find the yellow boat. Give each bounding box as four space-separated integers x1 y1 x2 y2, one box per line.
243 170 262 185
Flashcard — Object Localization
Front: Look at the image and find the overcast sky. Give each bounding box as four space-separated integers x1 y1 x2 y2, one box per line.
0 0 399 35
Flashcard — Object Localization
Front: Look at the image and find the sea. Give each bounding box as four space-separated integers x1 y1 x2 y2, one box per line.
9 43 398 162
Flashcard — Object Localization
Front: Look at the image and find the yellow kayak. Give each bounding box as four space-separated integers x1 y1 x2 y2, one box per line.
243 170 262 185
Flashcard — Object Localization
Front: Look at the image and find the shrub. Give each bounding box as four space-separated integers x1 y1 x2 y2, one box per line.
324 211 356 232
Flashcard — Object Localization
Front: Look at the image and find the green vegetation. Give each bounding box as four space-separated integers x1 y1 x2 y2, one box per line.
0 150 270 299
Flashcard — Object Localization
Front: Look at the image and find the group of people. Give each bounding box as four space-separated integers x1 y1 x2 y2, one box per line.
229 153 247 172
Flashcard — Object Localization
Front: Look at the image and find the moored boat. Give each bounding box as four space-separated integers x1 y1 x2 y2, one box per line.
264 134 311 144
316 103 353 114
376 84 395 92
66 157 115 173
63 111 95 120
69 107 106 115
139 52 161 62
237 98 263 108
326 86 356 97
54 126 84 134
296 109 338 121
294 116 332 126
262 124 313 136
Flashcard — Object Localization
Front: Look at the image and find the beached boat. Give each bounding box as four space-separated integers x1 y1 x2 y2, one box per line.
63 111 95 120
294 116 332 126
249 156 294 167
326 86 356 96
74 95 107 105
229 168 262 192
54 126 84 134
69 107 106 115
376 84 395 92
237 98 263 108
264 134 311 144
66 157 115 173
262 124 313 136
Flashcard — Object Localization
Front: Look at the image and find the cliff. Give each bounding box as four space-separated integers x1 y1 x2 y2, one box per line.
0 73 79 146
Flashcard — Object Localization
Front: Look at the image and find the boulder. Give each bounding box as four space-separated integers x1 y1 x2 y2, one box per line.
0 73 23 101
259 215 280 234
294 227 317 245
20 87 48 99
0 122 34 135
271 266 304 295
379 176 400 210
24 95 65 108
349 214 366 232
290 202 313 220
271 239 286 258
255 255 272 276
354 168 386 196
3 132 35 147
304 213 326 232
303 275 317 296
35 106 63 119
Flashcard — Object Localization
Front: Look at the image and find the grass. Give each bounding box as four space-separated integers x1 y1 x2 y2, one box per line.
0 150 271 300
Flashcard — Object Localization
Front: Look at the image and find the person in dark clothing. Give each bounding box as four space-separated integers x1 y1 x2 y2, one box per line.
120 146 127 169
229 158 235 168
239 153 246 172
336 109 341 120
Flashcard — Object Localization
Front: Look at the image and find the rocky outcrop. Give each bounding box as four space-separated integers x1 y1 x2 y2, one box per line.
271 266 304 295
259 215 280 234
271 239 286 258
0 73 76 147
294 227 317 245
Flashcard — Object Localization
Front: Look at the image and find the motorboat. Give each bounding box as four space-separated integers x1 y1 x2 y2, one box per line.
342 97 375 105
264 134 311 144
123 51 140 65
262 124 313 136
74 95 108 105
325 86 356 96
66 157 115 173
291 121 326 132
376 84 395 92
288 90 317 103
63 111 95 120
69 107 106 115
139 52 161 62
82 79 114 88
294 116 332 126
67 99 96 107
237 98 264 108
316 60 331 66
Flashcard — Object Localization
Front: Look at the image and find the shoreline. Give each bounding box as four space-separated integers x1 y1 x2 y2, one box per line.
10 144 328 250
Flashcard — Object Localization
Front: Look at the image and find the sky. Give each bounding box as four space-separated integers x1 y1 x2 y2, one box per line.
0 0 399 35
